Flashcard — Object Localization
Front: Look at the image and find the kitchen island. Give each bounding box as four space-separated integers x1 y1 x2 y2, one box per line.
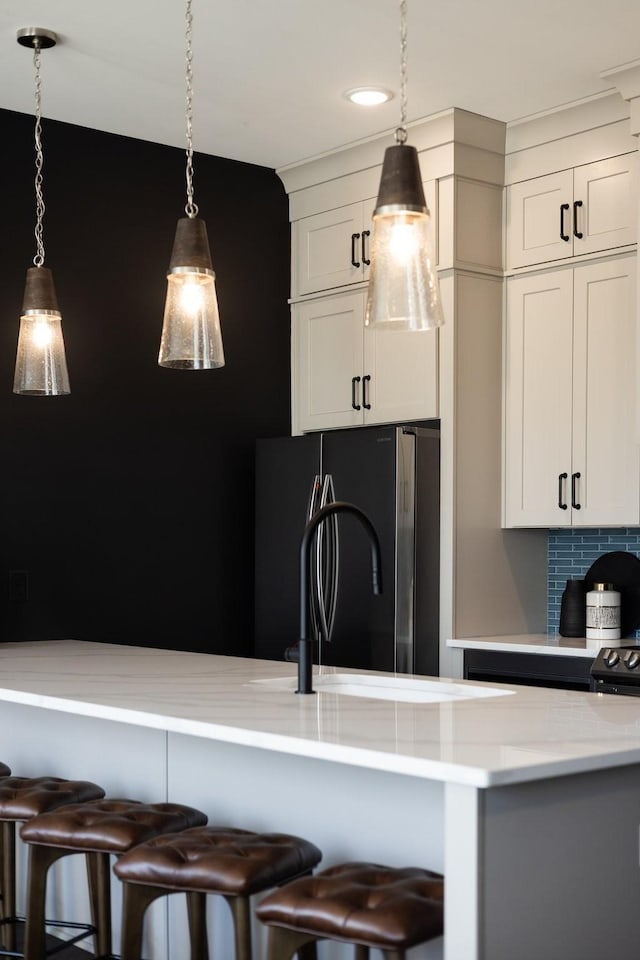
1 640 640 960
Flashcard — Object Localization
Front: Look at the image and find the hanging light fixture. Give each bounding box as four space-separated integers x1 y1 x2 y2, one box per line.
159 0 224 370
365 0 444 333
14 27 70 396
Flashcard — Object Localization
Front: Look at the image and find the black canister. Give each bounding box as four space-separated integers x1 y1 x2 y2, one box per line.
559 578 587 638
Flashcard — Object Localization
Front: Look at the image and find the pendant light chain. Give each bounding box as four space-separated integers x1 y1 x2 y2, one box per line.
184 0 198 219
395 0 408 145
32 42 46 267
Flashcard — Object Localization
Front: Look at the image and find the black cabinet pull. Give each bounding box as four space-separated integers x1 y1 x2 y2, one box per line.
571 472 581 510
350 232 361 268
558 472 568 510
560 203 570 242
361 230 371 266
362 374 371 410
573 200 583 239
351 376 361 410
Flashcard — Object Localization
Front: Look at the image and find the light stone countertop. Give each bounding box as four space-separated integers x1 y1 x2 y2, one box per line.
1 639 640 789
447 633 598 657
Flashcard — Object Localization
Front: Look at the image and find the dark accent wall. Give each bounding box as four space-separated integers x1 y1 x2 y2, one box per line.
0 108 291 655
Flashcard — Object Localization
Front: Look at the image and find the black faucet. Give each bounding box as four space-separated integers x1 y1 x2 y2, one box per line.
295 501 383 695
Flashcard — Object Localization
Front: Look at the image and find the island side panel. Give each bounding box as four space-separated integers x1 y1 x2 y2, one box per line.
482 764 640 960
167 732 446 960
0 700 170 959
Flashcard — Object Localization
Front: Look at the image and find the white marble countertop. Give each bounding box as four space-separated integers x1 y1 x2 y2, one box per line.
2 639 640 789
447 633 603 657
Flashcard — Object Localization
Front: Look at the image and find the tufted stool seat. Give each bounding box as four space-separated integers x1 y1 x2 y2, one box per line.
256 861 444 960
20 798 208 960
0 766 11 779
113 825 323 960
0 775 105 956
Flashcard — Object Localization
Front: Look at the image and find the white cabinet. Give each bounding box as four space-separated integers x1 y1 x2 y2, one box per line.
504 255 638 527
292 182 438 297
292 291 438 434
507 154 637 269
293 201 374 296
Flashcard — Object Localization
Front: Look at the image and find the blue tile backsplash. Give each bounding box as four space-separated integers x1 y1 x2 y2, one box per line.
548 528 640 636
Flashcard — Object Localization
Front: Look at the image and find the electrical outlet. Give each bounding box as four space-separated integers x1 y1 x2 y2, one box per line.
8 570 29 603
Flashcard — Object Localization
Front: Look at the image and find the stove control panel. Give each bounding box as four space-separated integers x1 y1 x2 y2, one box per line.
591 644 640 691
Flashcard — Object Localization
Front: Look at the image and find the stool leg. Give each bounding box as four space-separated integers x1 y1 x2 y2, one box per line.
186 891 208 960
120 882 171 960
86 851 112 958
354 948 370 960
23 843 69 960
224 895 252 960
382 953 405 960
265 926 319 960
0 822 16 952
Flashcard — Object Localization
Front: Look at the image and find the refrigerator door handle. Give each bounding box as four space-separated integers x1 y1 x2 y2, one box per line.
307 476 323 644
324 474 339 642
313 475 333 652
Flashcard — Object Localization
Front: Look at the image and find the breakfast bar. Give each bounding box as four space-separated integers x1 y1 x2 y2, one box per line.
1 640 640 960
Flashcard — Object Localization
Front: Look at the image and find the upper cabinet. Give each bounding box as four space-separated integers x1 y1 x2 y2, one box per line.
293 200 374 296
506 153 638 270
292 183 437 298
281 110 505 435
293 290 438 433
503 255 638 528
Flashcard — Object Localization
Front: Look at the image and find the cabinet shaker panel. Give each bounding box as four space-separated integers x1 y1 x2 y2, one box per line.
293 293 364 433
573 154 637 255
507 171 573 269
363 326 438 425
504 270 574 526
572 257 638 525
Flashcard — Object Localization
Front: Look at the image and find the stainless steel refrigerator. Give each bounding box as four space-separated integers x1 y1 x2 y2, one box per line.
254 424 440 675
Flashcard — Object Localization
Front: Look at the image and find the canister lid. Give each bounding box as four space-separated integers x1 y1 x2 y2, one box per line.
593 582 614 591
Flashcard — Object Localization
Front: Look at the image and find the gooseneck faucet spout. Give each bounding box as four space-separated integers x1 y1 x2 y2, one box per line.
297 501 383 695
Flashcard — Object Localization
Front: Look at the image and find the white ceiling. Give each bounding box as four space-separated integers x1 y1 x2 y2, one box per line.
0 0 639 171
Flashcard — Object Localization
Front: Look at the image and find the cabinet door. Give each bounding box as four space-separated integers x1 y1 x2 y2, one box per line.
573 154 637 256
571 256 639 526
507 170 573 269
504 270 574 527
293 293 364 432
293 203 366 296
363 325 438 425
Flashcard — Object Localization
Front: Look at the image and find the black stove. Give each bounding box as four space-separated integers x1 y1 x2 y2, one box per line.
590 644 640 696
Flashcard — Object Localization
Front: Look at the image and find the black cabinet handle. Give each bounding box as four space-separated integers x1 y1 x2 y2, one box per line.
573 200 583 239
560 204 570 242
351 375 361 410
571 472 581 510
362 374 371 410
558 472 568 510
361 230 371 267
351 232 361 268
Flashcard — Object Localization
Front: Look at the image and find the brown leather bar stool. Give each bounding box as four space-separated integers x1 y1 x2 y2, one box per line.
256 861 444 960
0 775 105 957
113 825 323 960
20 798 208 960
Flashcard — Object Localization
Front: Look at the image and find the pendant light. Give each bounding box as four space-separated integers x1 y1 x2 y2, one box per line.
159 0 224 370
365 0 444 333
14 28 70 396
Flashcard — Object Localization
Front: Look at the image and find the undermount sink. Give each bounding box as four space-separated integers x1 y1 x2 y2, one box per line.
251 673 514 704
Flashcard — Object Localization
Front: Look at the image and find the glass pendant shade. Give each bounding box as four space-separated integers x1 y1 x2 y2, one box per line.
159 217 225 370
365 143 444 332
14 267 70 396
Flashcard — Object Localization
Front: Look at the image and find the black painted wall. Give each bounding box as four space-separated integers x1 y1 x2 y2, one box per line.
0 109 291 654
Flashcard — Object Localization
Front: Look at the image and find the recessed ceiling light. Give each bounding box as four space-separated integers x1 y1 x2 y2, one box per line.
343 87 393 107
